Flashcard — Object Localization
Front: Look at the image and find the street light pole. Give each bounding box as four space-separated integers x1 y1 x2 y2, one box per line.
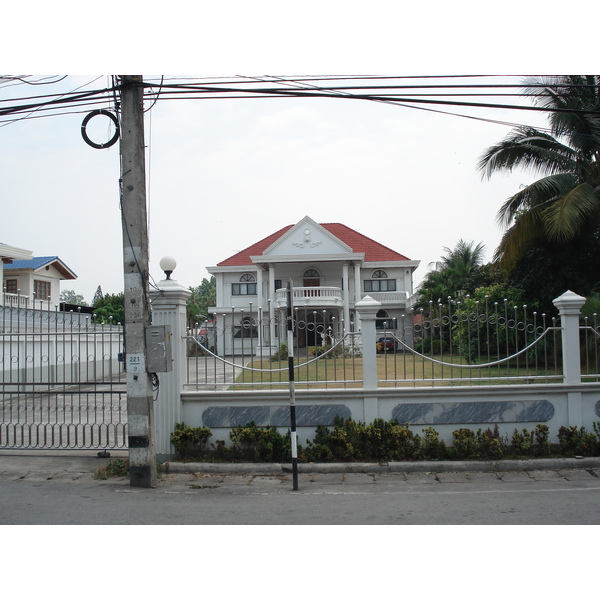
119 75 157 488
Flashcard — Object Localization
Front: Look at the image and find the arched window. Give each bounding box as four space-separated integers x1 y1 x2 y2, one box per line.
364 271 396 293
303 268 320 287
376 309 391 329
232 273 257 295
234 315 259 338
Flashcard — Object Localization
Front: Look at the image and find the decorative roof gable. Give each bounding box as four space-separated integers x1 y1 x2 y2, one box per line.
216 217 411 267
262 216 353 257
3 256 77 280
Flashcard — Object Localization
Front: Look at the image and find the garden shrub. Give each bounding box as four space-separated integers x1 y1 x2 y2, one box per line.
476 425 505 460
558 425 600 456
451 428 479 459
171 420 600 463
511 427 534 457
229 422 291 462
421 426 449 460
171 422 212 458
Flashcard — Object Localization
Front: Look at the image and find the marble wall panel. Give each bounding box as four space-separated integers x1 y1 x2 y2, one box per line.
202 404 351 428
393 399 555 425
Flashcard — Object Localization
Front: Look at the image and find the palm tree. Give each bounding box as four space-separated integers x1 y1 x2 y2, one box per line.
479 76 600 271
416 239 486 306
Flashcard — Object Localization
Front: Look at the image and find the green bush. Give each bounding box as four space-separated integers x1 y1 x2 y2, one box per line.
421 426 449 460
476 425 505 460
270 343 288 362
229 422 291 462
171 422 212 458
170 420 600 463
558 425 600 456
451 428 479 459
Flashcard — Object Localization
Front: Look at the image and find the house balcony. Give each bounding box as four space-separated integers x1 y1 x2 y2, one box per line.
1 292 30 308
367 291 410 307
275 286 343 310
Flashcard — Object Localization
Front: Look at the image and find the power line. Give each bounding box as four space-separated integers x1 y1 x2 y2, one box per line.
0 75 598 128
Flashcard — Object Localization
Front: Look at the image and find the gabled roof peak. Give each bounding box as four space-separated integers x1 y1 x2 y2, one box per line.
215 218 412 267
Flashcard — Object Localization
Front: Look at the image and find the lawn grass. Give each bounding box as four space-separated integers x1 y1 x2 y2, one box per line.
230 353 562 389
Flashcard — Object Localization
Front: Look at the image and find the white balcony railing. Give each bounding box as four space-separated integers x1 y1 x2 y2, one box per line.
275 286 343 309
367 291 409 306
1 292 30 308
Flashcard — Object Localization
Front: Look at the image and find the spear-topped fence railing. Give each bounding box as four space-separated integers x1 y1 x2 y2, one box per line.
183 295 600 390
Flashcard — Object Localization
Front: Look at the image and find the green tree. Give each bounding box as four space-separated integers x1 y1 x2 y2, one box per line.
93 292 125 324
187 277 216 327
479 76 600 273
416 239 489 307
92 285 103 306
59 289 88 306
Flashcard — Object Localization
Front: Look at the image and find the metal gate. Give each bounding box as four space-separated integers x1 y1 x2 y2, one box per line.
0 305 127 449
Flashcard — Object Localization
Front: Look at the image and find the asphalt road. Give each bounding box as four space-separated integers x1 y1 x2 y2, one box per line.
1 455 599 525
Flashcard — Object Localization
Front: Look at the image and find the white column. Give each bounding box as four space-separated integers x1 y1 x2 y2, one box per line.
149 276 191 459
553 290 586 385
342 262 350 334
356 295 381 390
256 267 264 347
553 290 586 428
268 264 276 351
354 263 362 332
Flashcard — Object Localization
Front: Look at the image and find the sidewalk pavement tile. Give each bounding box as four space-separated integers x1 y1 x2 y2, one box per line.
525 470 565 481
434 472 471 483
404 472 438 485
496 471 533 482
343 473 376 485
556 469 599 481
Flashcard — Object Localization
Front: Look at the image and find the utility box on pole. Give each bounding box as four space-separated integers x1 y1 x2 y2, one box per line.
146 325 173 373
119 75 158 488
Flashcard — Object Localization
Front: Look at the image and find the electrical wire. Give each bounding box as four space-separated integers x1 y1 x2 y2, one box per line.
0 75 597 133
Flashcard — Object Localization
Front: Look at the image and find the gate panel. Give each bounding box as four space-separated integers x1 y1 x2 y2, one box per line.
1 305 127 449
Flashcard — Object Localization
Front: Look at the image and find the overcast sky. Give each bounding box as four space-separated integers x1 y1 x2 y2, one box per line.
1 2 593 308
1 74 553 304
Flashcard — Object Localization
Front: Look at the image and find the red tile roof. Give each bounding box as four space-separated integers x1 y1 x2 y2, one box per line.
217 223 410 266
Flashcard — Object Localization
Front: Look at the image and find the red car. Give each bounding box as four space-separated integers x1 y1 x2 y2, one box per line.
377 337 396 353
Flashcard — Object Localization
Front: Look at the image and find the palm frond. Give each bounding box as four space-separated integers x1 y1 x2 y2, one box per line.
493 208 546 273
478 126 578 179
496 173 580 228
543 182 600 242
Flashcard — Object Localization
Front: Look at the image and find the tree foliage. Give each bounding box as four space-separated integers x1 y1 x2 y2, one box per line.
59 289 88 306
187 277 216 326
416 239 492 307
479 76 600 274
93 292 125 324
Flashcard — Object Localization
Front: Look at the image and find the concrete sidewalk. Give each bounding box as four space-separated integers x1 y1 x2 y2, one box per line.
1 449 600 484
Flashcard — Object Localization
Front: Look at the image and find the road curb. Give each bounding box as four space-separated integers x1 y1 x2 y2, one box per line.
163 457 600 475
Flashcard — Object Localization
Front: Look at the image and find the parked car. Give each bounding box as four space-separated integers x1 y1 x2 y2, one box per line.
376 336 397 353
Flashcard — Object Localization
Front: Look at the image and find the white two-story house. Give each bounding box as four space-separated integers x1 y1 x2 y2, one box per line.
1 243 77 308
206 216 420 355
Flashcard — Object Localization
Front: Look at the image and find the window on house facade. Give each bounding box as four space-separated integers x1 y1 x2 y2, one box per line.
364 270 396 292
376 309 391 329
34 280 51 301
4 279 18 294
234 316 259 338
232 273 257 296
303 268 320 287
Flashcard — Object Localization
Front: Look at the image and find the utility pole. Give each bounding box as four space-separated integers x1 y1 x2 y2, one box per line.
119 75 157 488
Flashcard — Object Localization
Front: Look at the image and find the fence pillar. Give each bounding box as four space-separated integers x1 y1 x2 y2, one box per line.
356 295 381 390
553 290 586 428
553 290 586 384
149 266 191 459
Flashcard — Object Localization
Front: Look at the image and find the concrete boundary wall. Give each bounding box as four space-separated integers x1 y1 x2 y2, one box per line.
179 383 600 447
150 278 600 458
